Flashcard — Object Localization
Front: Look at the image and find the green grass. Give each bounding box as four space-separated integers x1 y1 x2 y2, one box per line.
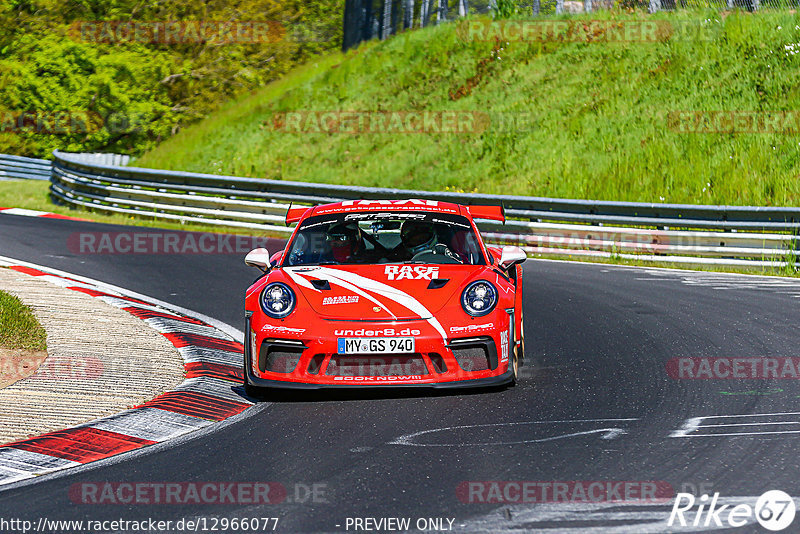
136 9 800 207
0 288 46 351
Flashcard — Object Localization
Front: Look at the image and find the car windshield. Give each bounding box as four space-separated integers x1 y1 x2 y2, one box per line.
283 212 486 266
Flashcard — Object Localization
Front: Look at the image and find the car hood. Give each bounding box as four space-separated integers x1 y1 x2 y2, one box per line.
282 264 487 321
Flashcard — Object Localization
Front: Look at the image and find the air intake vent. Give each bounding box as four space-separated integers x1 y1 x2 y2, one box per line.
448 337 497 372
428 353 447 373
259 342 303 374
307 354 326 375
311 279 331 290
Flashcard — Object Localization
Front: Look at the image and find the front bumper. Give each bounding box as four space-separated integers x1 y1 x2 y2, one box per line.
244 317 514 389
244 367 515 389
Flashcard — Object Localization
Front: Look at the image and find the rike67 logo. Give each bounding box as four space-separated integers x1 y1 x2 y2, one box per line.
669 490 796 531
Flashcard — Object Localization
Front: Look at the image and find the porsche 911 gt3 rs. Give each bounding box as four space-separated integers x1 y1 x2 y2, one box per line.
242 199 527 392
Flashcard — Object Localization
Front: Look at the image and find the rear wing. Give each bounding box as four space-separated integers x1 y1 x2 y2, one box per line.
464 204 505 223
285 205 314 225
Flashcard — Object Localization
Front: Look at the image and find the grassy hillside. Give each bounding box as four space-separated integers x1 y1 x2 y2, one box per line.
137 10 800 206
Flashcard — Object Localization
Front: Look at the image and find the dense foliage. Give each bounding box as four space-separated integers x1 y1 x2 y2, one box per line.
0 0 342 157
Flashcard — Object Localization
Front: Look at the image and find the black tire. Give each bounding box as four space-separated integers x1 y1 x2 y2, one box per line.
508 343 519 387
515 264 526 368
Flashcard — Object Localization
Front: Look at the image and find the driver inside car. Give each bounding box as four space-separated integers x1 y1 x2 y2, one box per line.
399 220 461 262
326 222 366 263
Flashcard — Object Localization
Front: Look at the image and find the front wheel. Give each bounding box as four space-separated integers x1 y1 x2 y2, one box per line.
508 344 519 387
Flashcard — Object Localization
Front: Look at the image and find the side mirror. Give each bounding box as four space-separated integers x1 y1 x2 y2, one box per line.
245 248 271 272
499 246 527 270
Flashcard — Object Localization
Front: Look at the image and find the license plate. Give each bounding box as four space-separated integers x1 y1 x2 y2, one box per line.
337 337 415 354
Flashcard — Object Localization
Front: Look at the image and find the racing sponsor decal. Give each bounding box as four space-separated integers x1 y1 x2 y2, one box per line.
333 375 424 382
328 356 425 376
344 212 425 221
334 328 420 337
432 217 470 228
260 324 306 335
384 265 439 281
250 329 258 374
341 199 439 207
500 330 509 363
322 295 359 305
449 322 494 333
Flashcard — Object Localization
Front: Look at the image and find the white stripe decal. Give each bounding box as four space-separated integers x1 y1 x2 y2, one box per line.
283 269 322 292
289 267 447 341
285 268 398 320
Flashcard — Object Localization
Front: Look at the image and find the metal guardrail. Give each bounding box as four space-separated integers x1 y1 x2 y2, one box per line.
0 154 51 181
0 153 132 181
50 150 800 268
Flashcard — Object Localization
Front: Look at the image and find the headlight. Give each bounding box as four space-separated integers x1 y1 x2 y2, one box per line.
260 282 296 319
461 280 497 317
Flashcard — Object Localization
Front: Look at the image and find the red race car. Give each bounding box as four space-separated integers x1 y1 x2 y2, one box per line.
242 199 527 392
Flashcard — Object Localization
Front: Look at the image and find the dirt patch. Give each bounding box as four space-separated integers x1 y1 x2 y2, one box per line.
0 348 48 389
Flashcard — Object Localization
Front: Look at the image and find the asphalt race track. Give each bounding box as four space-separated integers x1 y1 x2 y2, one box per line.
2 212 800 533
